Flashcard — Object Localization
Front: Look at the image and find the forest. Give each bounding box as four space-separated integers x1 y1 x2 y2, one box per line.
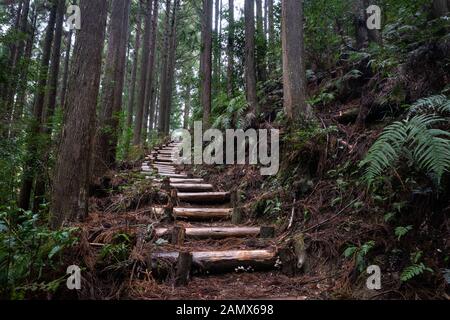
0 0 449 301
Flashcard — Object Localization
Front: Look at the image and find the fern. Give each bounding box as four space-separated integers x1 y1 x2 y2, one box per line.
400 263 433 282
408 95 450 116
360 114 450 186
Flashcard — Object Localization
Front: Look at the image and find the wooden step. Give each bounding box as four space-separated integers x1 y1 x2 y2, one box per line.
158 173 188 178
170 183 214 192
177 192 230 203
155 226 262 239
170 178 204 183
173 207 232 220
150 249 276 273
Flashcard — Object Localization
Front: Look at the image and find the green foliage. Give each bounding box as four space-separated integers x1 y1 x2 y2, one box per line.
344 241 376 272
0 206 79 299
394 225 413 240
408 95 450 116
99 233 132 265
400 251 433 282
360 114 450 186
211 92 247 129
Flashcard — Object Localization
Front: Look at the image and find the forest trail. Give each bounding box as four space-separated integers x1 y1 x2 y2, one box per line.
141 141 280 287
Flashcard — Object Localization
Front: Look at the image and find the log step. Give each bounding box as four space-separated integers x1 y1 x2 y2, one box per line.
151 249 276 273
170 183 214 192
173 207 232 220
177 192 230 203
170 178 204 183
158 173 188 178
155 226 262 239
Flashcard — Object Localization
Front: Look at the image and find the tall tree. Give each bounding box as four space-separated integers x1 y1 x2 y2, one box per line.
158 0 173 134
200 0 213 127
163 0 180 134
33 0 66 212
213 0 221 91
142 0 160 140
59 30 73 111
281 0 312 121
244 0 259 115
95 0 131 176
126 14 142 131
267 0 275 75
226 0 234 98
3 0 30 130
19 1 58 210
133 0 153 146
255 0 267 83
183 82 191 129
51 0 108 228
12 1 36 129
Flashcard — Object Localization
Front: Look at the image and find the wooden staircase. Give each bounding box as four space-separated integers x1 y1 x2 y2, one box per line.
142 141 277 284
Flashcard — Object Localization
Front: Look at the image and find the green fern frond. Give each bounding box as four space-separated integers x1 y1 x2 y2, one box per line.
400 263 433 282
408 95 450 117
360 114 450 186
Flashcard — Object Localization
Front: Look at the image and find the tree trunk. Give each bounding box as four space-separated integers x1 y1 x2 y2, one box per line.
158 0 171 134
33 0 66 212
142 0 159 141
126 13 142 131
18 1 57 211
163 0 180 135
94 0 131 176
13 1 36 128
133 0 153 146
281 0 312 122
256 0 267 83
213 0 221 92
3 0 30 131
244 0 259 115
267 0 275 75
59 30 73 111
50 0 108 228
200 0 213 128
44 0 65 127
226 0 234 98
183 82 191 129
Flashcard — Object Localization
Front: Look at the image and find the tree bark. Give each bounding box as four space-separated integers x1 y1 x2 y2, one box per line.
244 0 259 114
256 0 267 83
200 0 213 128
50 0 108 228
281 0 312 122
183 82 191 129
33 0 66 212
226 0 234 98
126 13 142 131
142 0 160 140
19 1 57 211
133 0 153 146
59 30 73 111
95 0 131 176
13 1 36 127
213 0 221 92
163 0 180 135
267 0 275 75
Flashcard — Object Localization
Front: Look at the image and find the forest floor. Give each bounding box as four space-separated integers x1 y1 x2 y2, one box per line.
67 142 420 300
